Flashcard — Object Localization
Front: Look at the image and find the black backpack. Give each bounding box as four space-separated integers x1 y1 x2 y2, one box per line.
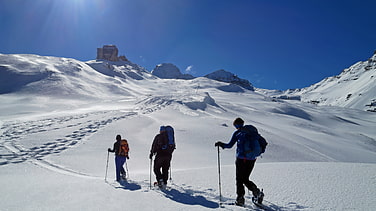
258 135 268 154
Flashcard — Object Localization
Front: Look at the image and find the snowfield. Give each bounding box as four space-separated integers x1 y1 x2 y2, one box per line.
0 54 375 210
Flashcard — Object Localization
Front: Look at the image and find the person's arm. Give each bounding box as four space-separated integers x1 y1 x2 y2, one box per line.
215 131 238 149
222 131 238 148
126 140 130 159
149 135 158 159
108 142 116 153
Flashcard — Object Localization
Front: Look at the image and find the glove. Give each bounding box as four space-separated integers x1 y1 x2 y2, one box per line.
215 141 224 149
126 156 130 159
107 148 111 152
149 153 153 159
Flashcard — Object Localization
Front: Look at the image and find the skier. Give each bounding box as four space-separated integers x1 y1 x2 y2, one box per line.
215 118 264 206
108 134 129 182
149 126 175 189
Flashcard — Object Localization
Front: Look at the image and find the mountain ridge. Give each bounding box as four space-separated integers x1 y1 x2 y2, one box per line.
1 52 375 111
258 52 376 112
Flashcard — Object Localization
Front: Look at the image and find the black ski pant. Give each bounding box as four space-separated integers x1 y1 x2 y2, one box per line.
236 158 259 198
154 155 172 184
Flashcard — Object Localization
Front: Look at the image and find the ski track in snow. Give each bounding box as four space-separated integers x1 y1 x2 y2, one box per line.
0 110 137 177
0 94 175 177
0 94 374 210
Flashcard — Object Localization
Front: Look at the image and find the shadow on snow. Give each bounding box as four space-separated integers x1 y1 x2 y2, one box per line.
115 180 142 191
260 200 310 211
160 185 219 209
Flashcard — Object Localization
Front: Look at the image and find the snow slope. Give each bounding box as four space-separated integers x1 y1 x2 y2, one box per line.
260 52 376 112
0 54 375 210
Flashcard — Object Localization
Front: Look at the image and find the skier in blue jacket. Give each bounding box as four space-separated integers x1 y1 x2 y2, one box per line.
108 135 129 182
215 117 264 206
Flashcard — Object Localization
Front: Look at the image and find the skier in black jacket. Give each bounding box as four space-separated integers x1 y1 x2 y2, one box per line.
149 126 173 188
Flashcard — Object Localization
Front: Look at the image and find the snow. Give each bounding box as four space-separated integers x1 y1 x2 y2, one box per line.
260 52 376 112
151 63 194 79
205 69 254 91
0 53 376 210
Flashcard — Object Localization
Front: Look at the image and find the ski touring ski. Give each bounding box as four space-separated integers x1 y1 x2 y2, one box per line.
219 201 254 209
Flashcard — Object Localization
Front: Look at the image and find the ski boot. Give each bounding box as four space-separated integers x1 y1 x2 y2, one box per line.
252 189 264 204
121 173 127 181
235 196 245 206
157 179 166 189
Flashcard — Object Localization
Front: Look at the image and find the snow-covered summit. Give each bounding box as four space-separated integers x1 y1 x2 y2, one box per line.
205 69 254 91
151 63 194 80
261 52 376 112
151 64 254 91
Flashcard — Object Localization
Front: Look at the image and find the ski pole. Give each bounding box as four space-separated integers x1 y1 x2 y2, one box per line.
105 151 109 182
149 157 152 189
217 145 222 203
169 163 172 182
125 161 130 179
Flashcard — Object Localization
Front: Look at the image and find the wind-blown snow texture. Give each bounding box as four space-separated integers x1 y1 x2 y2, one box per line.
0 53 375 210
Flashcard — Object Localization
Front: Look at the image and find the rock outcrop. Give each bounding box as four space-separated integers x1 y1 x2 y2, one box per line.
96 45 128 62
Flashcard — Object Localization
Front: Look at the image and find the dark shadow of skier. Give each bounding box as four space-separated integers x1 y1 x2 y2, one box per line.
116 180 142 191
217 195 308 210
242 196 310 211
160 185 219 208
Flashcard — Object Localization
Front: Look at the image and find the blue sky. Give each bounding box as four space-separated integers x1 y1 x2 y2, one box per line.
1 0 375 90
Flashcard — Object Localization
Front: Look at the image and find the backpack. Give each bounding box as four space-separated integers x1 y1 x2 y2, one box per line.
258 135 268 154
241 125 267 156
160 125 175 154
118 139 129 156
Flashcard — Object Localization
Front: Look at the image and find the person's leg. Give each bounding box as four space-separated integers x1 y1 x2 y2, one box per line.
243 159 260 197
235 158 247 205
120 167 125 176
161 156 171 184
153 157 163 182
115 156 122 181
120 157 127 178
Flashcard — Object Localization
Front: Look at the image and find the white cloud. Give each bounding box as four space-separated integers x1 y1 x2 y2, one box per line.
185 65 193 73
